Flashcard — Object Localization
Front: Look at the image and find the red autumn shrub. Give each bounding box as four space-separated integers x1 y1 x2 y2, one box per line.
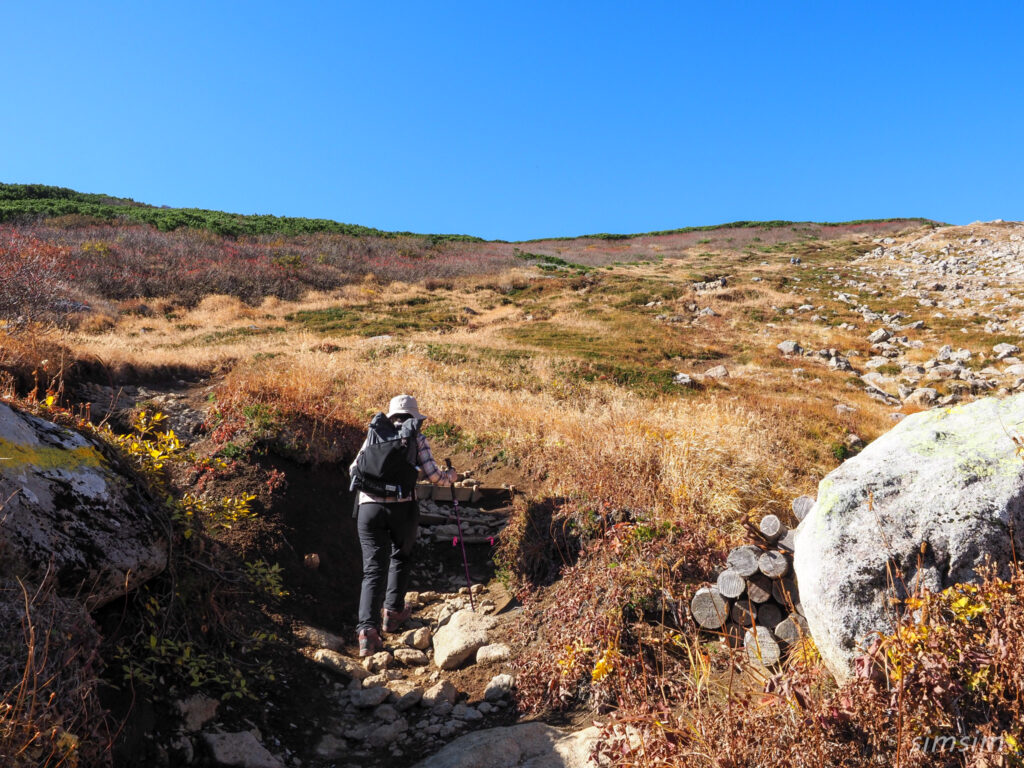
0 229 70 321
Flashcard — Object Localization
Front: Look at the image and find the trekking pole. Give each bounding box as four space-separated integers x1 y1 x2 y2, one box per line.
445 458 475 611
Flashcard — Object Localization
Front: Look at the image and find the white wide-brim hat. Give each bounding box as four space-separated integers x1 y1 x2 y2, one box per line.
387 394 425 420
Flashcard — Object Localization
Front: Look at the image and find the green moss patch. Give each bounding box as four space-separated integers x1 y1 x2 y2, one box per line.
287 300 463 336
0 436 104 474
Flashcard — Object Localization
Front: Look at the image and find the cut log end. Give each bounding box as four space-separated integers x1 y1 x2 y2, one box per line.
758 550 789 579
758 514 782 541
730 601 755 627
716 569 746 599
726 545 762 578
745 574 772 604
756 602 783 631
792 495 815 522
744 625 781 666
777 527 796 553
690 587 730 630
772 578 799 609
775 615 809 645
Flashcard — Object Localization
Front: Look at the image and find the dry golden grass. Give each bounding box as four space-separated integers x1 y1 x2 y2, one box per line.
219 346 787 526
37 228 952 532
13 221 1010 767
0 329 77 397
5 217 997 766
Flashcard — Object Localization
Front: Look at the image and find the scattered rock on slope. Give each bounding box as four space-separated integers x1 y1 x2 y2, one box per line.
476 643 511 665
409 722 601 768
794 393 1024 681
484 673 516 701
432 608 498 669
704 365 730 379
202 731 283 768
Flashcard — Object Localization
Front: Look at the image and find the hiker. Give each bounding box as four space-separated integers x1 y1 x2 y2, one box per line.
349 394 457 657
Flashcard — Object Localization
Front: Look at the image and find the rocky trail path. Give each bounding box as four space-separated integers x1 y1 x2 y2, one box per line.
291 585 521 766
66 378 587 767
158 538 557 768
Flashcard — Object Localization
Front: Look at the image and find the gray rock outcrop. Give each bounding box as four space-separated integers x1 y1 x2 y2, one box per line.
202 731 283 768
176 694 219 732
409 722 601 768
476 643 511 665
432 609 497 669
0 402 168 608
794 393 1024 680
485 673 516 701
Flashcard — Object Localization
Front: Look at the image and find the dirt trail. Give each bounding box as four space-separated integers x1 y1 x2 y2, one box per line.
75 377 532 767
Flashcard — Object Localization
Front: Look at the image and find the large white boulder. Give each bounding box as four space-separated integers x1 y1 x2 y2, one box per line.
0 402 168 607
794 394 1024 680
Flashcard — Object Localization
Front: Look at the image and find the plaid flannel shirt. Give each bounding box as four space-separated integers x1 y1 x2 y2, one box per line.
351 432 456 504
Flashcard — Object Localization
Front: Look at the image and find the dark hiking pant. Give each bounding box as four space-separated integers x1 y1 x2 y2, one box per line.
356 500 418 633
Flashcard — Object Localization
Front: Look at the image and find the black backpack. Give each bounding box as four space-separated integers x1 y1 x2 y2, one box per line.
351 412 421 502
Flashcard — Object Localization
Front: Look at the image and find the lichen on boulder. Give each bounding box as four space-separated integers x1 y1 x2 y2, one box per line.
794 394 1024 681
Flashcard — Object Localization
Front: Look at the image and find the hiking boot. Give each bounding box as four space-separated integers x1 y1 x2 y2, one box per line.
358 627 383 657
383 606 412 633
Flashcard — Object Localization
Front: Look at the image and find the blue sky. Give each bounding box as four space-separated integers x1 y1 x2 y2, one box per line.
2 2 1022 240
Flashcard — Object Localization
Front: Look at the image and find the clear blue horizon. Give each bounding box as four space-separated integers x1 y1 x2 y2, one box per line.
3 2 1022 241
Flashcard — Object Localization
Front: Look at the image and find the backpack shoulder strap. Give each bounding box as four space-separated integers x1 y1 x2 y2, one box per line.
398 418 421 464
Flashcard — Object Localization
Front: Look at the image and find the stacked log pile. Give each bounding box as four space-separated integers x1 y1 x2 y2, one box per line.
416 475 514 545
690 495 815 666
418 473 517 504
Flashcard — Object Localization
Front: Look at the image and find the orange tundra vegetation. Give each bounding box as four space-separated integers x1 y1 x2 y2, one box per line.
7 210 1019 766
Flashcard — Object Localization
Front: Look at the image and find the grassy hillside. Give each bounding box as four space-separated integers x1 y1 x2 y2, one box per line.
0 182 932 242
4 191 1018 767
0 183 932 308
531 216 939 242
0 183 485 240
